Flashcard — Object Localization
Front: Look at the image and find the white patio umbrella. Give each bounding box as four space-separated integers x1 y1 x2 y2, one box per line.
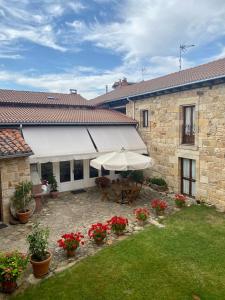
90 149 153 171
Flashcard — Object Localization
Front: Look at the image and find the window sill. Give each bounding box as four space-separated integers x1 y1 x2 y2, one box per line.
178 144 198 151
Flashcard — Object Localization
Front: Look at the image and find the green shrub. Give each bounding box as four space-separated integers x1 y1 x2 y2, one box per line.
149 177 167 187
11 181 33 213
120 170 144 183
48 175 58 192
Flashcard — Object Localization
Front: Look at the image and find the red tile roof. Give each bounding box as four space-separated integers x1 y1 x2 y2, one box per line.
0 129 32 158
90 57 225 105
0 106 136 125
0 89 91 107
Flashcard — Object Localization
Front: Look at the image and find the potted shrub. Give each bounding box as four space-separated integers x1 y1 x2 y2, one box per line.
0 251 28 294
88 223 110 245
134 208 150 226
57 232 84 257
149 177 168 192
95 176 111 188
175 194 186 208
107 216 128 235
151 199 168 215
27 223 51 278
11 181 33 224
48 175 59 198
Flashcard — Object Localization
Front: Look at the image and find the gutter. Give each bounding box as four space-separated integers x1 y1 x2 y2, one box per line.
0 122 137 126
0 152 33 160
100 74 225 105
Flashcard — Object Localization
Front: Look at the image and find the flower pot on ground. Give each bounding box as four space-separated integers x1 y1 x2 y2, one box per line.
11 181 33 224
0 251 28 294
57 232 84 257
151 199 168 216
107 216 128 235
48 175 59 198
88 223 110 245
27 223 51 278
134 208 150 226
175 194 186 208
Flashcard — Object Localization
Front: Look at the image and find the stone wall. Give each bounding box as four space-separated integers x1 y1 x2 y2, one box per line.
126 84 225 209
0 157 30 222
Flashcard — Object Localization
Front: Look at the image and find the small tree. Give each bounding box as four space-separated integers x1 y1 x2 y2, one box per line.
11 181 33 213
48 175 58 192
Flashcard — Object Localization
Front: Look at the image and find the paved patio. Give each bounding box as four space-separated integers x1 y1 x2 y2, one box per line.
0 186 172 253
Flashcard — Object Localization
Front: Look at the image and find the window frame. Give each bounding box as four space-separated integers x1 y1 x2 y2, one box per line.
182 105 195 145
73 160 84 181
181 158 196 197
141 110 149 128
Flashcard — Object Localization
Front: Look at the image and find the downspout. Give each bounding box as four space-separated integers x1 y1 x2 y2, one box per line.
127 97 136 127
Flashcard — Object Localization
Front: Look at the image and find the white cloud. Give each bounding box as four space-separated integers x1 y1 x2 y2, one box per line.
73 0 225 62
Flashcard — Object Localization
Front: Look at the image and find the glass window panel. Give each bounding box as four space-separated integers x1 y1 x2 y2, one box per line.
192 182 196 196
183 159 190 178
182 179 190 194
41 162 53 181
192 160 196 180
60 161 71 183
74 160 84 180
143 110 148 127
192 107 196 134
101 167 110 176
89 165 98 178
184 107 191 135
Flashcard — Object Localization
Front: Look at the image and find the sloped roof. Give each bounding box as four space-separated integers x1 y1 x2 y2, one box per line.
0 89 91 107
0 106 136 125
0 128 33 158
90 57 225 105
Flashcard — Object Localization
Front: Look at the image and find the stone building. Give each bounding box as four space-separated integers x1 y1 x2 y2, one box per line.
91 58 225 210
0 90 145 223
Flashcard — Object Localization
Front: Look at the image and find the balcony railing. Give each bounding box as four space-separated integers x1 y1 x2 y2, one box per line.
182 124 195 144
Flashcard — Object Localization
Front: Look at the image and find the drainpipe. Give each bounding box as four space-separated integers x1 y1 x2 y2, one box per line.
127 97 135 120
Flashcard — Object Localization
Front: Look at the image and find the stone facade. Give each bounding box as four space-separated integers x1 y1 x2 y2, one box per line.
126 83 225 209
0 157 30 222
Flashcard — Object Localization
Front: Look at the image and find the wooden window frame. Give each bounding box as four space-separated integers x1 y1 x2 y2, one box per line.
181 158 196 197
142 110 149 128
182 105 195 144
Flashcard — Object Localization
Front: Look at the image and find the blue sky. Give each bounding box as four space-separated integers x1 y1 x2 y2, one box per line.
0 0 225 99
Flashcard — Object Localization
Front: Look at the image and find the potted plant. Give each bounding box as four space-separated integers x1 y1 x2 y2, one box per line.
0 251 28 294
88 223 110 245
48 175 59 198
149 177 168 192
134 208 150 226
11 181 33 224
175 194 186 208
107 216 128 235
57 232 84 257
151 199 168 215
27 223 51 278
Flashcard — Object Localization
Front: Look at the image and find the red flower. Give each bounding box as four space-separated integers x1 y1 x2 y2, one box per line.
57 232 84 251
175 194 186 202
107 216 128 234
134 208 150 221
88 223 110 242
151 199 168 211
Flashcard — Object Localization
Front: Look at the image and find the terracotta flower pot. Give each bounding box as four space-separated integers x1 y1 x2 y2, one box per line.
66 249 76 257
137 219 146 226
94 238 105 245
50 191 59 199
30 251 52 278
17 209 30 224
1 281 17 294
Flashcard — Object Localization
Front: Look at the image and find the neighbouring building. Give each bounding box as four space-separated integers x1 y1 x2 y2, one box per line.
91 58 225 210
0 89 146 223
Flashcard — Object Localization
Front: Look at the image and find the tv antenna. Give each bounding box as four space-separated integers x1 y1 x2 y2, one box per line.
141 67 146 81
179 44 195 71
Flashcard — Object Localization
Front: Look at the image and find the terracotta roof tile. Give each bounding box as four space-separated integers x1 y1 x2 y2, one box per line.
0 89 91 107
0 129 32 158
0 106 136 125
90 57 225 105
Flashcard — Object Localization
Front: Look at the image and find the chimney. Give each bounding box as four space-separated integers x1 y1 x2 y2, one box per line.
105 85 108 93
70 89 77 94
112 78 129 89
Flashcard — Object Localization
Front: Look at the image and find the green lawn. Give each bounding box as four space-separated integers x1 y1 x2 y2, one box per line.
13 206 225 300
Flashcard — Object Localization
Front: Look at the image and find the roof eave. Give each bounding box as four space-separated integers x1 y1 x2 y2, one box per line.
0 151 33 160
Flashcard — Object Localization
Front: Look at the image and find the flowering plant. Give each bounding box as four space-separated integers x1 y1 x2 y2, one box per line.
151 199 168 214
107 216 128 235
175 194 186 208
0 251 28 282
57 232 84 251
134 208 150 221
88 223 110 243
